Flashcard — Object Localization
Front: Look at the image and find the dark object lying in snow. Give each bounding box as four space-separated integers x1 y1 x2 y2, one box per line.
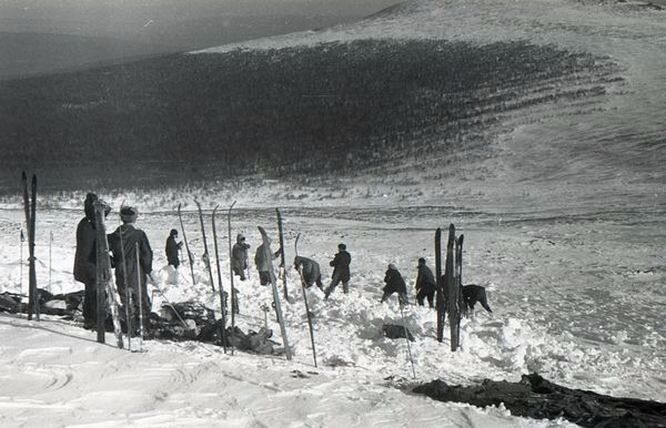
0 289 84 316
383 324 415 341
0 292 281 355
413 373 666 428
154 301 279 354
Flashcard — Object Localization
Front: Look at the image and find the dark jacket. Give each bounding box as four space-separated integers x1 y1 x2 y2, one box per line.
415 264 436 293
294 256 322 287
73 196 110 284
330 250 351 282
165 235 182 267
107 224 153 292
73 215 97 284
383 267 407 297
232 235 251 272
255 243 280 273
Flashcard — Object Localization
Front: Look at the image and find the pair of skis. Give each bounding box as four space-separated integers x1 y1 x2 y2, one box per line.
435 224 464 351
177 204 315 365
257 209 316 364
93 201 124 349
294 233 318 367
194 201 228 354
21 172 39 321
177 202 237 354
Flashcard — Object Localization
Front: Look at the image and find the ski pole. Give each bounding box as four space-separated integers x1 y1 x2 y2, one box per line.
399 301 416 379
151 276 190 330
135 242 144 352
119 226 132 352
48 231 52 289
177 203 196 286
227 201 237 355
211 204 228 354
19 229 24 293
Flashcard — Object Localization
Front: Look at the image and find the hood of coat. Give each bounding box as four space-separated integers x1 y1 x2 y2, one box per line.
84 193 97 222
111 224 137 240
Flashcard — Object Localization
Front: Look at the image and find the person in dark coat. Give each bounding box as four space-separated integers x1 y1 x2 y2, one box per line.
73 193 110 329
415 257 436 308
165 229 182 269
254 237 280 286
232 234 251 280
107 206 153 332
324 243 351 299
381 263 408 305
293 256 323 290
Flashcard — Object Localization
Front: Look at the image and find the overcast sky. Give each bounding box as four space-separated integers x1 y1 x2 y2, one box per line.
0 0 401 78
0 0 400 42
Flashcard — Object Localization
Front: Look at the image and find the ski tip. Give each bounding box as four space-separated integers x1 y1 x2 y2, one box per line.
230 200 237 209
21 171 27 180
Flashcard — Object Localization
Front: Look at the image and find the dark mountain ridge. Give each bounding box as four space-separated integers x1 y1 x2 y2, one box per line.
0 38 619 191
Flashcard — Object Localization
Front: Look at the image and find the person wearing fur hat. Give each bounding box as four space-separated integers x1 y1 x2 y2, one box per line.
107 206 153 333
415 257 436 308
231 234 251 281
165 229 182 269
381 263 408 305
74 192 111 329
293 256 324 290
324 243 351 299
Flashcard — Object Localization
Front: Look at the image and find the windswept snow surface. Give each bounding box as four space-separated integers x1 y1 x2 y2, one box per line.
0 203 663 426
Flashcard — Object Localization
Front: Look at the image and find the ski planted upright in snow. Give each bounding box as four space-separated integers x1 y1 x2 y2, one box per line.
195 201 216 294
455 234 465 321
177 203 196 286
276 208 289 301
445 224 460 351
22 172 39 321
295 233 317 367
93 200 124 349
435 227 444 342
118 223 133 351
258 226 292 360
211 204 227 354
227 201 237 355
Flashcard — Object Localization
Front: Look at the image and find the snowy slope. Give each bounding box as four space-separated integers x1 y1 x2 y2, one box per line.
1 201 664 425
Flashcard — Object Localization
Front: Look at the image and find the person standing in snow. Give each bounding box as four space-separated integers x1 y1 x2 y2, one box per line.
165 229 182 269
415 257 436 308
73 192 111 329
254 236 280 286
293 256 324 290
381 263 408 305
107 206 153 332
232 234 251 281
324 243 351 299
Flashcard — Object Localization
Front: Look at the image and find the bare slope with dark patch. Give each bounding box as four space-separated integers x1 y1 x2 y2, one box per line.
0 39 617 191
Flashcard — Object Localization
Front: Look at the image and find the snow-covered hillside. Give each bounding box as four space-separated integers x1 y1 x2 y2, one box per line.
1 201 663 425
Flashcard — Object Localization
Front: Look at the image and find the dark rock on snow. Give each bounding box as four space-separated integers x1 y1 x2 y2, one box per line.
413 373 666 427
383 324 415 342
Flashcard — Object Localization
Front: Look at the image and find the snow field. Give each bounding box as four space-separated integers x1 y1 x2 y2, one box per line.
0 193 663 426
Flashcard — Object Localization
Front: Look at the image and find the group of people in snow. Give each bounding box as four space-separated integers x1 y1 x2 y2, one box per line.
74 194 437 330
74 193 154 331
